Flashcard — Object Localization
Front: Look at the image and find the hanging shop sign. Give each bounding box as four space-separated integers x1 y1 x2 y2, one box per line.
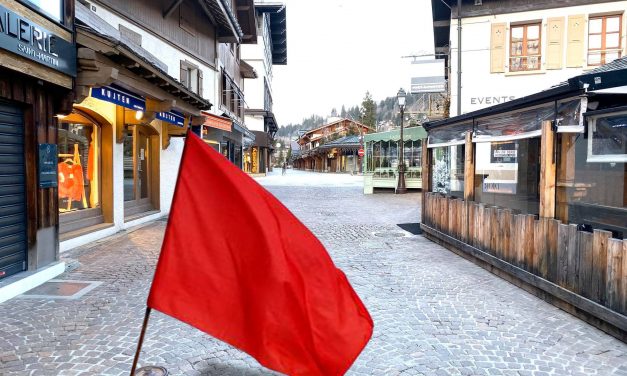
0 5 76 76
157 111 185 127
91 86 146 111
38 143 58 188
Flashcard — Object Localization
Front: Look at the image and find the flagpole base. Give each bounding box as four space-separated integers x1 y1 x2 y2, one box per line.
134 366 168 376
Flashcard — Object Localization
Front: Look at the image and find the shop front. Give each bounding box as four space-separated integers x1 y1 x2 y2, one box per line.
363 127 427 194
421 63 627 340
201 111 245 168
0 1 76 295
247 130 270 175
58 8 210 250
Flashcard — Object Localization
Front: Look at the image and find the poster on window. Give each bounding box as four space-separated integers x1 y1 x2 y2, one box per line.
490 142 517 164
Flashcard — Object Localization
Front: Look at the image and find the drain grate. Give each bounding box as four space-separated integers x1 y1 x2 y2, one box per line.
20 280 102 300
372 231 407 238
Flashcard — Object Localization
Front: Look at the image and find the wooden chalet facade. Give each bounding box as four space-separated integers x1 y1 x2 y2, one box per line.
293 118 370 173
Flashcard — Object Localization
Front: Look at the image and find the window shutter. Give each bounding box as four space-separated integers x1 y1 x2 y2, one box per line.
566 15 585 67
198 69 203 96
180 61 189 88
490 23 506 73
547 17 565 70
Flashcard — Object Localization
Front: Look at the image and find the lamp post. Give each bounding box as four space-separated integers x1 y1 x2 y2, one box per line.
396 88 407 194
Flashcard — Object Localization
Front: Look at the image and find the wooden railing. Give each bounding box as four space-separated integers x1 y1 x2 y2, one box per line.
423 193 627 318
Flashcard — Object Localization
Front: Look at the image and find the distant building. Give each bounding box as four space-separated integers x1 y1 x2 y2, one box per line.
242 1 288 175
431 0 627 116
293 119 371 172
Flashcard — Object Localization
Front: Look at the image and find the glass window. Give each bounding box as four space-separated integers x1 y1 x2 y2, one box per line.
58 122 99 212
557 126 626 238
123 126 152 203
588 15 623 66
587 111 627 162
474 138 541 215
23 0 63 23
430 145 464 197
474 104 553 142
406 140 423 179
510 22 542 72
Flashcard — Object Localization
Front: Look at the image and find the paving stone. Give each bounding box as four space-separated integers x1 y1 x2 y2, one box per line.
0 171 625 375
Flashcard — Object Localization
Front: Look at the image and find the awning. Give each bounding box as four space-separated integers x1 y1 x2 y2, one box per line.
202 111 232 131
240 60 258 79
251 130 270 148
364 126 427 142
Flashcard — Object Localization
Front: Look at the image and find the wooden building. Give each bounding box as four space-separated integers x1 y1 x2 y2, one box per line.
0 0 76 298
422 58 627 340
293 118 371 172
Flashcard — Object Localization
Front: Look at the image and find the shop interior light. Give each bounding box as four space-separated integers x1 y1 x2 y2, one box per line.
135 111 144 120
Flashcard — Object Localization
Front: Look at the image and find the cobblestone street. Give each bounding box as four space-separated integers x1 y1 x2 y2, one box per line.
0 170 626 375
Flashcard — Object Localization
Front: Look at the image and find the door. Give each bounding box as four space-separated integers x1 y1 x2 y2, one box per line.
124 125 154 218
0 101 26 279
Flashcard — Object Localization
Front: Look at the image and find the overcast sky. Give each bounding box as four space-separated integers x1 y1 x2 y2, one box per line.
271 0 434 125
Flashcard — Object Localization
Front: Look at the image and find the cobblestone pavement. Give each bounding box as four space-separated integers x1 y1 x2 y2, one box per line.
0 171 626 375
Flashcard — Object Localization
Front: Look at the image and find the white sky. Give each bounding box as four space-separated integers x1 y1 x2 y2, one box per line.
272 0 434 125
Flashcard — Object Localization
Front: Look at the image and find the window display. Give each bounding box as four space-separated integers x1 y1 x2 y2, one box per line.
475 138 540 214
586 111 627 163
430 145 464 198
58 123 99 212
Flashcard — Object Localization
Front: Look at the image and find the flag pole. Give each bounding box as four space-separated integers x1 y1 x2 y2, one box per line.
130 307 152 375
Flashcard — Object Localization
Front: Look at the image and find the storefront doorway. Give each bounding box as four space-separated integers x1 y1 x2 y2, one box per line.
0 101 27 279
124 125 158 218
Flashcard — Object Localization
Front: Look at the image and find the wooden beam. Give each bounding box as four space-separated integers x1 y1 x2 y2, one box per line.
163 0 183 18
146 98 175 113
464 131 475 201
421 140 431 224
540 121 556 218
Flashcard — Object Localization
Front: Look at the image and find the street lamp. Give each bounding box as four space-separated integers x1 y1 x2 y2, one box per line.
396 88 407 194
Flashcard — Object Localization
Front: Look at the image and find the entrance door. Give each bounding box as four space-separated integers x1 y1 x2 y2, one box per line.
0 101 27 279
124 125 154 218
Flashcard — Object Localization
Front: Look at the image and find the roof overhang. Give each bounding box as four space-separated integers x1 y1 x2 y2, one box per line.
255 2 287 65
246 109 278 133
197 0 244 43
75 2 211 112
240 59 258 78
235 0 258 44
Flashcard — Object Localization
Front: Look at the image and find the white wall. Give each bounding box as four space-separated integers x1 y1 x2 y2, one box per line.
448 1 627 116
88 1 217 106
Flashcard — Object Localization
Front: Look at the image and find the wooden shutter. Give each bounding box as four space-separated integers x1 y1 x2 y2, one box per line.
566 15 585 67
180 61 189 88
490 23 506 73
198 69 203 96
546 17 565 70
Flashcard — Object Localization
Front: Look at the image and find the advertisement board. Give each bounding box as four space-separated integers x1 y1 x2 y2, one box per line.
409 59 446 94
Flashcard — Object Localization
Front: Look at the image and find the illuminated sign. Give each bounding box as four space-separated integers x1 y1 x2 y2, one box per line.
91 86 146 111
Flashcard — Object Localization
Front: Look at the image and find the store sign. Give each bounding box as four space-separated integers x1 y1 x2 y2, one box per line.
251 147 258 173
157 111 186 127
38 143 57 188
409 59 446 94
91 86 145 111
482 182 516 195
0 5 76 76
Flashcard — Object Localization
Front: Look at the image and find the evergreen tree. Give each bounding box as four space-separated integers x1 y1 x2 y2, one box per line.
360 91 377 129
340 105 347 118
331 108 338 117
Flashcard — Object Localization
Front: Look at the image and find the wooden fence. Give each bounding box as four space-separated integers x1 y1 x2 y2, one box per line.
423 193 627 317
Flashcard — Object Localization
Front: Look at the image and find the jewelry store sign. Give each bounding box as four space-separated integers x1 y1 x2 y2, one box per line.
0 5 76 76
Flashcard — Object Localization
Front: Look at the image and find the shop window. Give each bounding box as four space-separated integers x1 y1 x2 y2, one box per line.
474 138 541 215
24 0 63 23
430 145 464 198
405 140 422 179
510 22 542 71
588 15 622 66
557 111 626 237
58 122 99 213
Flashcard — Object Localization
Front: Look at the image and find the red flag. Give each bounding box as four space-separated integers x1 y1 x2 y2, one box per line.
147 132 373 375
